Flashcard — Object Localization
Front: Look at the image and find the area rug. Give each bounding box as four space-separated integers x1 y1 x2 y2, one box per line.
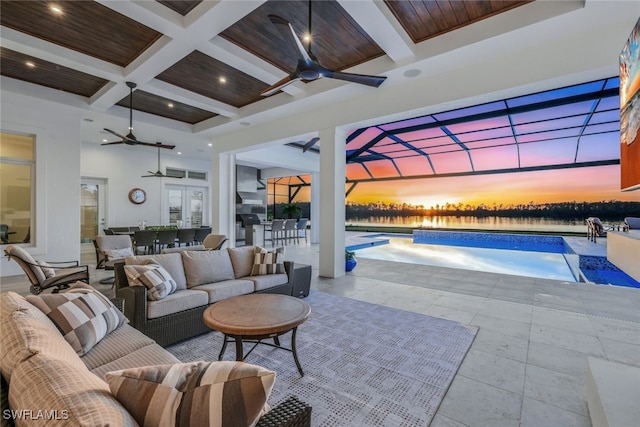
166 292 477 426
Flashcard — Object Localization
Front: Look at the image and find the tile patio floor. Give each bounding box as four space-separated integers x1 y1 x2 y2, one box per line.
1 235 638 426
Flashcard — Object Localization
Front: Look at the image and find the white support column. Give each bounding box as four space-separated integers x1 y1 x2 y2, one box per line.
211 149 236 246
310 171 320 244
318 127 346 278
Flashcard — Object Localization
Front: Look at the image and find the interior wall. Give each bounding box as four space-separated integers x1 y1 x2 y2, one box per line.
81 142 213 228
1 93 82 277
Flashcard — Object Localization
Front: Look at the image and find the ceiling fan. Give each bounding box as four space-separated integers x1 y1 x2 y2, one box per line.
142 143 181 178
298 136 319 152
102 81 175 150
261 2 387 97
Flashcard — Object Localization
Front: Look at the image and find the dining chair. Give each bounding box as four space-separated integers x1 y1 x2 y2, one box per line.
194 227 211 245
176 228 197 247
202 234 228 250
156 229 178 253
94 235 135 285
133 230 156 255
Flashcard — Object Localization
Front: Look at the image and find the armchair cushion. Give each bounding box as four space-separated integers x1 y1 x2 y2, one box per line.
26 284 127 356
105 247 134 259
124 263 177 300
36 260 55 278
181 250 235 287
5 245 46 284
105 361 275 427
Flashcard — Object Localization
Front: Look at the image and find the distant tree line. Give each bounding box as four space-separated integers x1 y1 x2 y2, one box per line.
345 200 640 221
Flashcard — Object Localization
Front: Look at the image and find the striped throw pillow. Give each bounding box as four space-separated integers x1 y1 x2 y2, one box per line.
26 286 126 356
250 249 285 276
105 361 276 427
124 263 177 300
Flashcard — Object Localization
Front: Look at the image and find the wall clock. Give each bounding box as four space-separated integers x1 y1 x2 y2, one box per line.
128 188 146 204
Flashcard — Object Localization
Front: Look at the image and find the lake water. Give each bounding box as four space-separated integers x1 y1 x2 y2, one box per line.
346 216 589 234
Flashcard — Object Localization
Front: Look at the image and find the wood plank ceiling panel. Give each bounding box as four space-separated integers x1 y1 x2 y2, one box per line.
0 0 162 67
0 47 108 97
220 0 385 74
156 51 270 108
156 1 202 16
384 0 531 43
116 90 217 124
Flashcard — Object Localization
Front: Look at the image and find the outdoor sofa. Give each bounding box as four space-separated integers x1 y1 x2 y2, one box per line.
0 284 311 427
114 245 293 346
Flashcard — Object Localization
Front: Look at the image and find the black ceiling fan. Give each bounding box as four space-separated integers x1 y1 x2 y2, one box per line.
300 136 319 152
142 143 181 178
102 82 175 150
261 2 387 97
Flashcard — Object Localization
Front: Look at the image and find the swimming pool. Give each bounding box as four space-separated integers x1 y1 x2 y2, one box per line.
347 231 640 288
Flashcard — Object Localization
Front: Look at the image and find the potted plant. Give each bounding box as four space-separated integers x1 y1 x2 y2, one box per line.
281 202 302 219
345 249 357 272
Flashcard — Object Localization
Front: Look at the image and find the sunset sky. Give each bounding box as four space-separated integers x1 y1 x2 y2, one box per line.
345 165 639 208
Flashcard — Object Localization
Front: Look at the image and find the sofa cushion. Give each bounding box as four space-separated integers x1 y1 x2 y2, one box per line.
181 250 235 288
105 361 275 427
227 246 256 278
0 292 84 381
10 353 136 426
192 279 255 304
26 286 127 356
248 274 289 292
80 323 156 372
251 249 285 276
147 289 209 319
124 263 177 300
91 343 180 380
125 253 187 290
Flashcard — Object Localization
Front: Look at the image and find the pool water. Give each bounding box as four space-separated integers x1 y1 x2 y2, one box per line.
352 236 577 282
348 231 640 288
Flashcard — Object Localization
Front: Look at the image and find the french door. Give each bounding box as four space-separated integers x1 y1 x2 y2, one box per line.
80 178 107 242
165 185 207 228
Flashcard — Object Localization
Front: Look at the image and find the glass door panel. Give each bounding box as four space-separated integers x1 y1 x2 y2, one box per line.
80 178 106 242
165 185 207 228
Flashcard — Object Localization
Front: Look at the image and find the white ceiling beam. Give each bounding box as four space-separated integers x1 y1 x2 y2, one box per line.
337 0 414 63
144 79 239 117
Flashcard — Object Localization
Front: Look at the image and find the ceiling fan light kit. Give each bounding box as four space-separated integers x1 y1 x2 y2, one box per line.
261 2 386 97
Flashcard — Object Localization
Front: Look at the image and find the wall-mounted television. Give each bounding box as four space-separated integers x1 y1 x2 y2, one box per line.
620 17 640 192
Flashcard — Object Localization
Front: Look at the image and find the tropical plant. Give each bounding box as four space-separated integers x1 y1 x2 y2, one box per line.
345 249 356 260
281 202 302 219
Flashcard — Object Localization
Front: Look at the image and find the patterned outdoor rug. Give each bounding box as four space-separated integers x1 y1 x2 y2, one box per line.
167 292 477 426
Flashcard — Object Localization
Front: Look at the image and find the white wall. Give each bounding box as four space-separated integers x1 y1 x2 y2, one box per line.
1 92 83 277
81 142 213 228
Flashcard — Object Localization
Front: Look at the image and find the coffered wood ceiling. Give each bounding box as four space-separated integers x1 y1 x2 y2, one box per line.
0 0 535 144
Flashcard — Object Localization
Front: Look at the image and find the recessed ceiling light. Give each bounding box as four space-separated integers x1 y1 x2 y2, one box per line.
208 143 213 147
102 139 108 143
167 103 174 108
25 61 35 68
219 76 227 84
403 69 421 78
177 151 182 155
49 4 63 14
303 34 311 42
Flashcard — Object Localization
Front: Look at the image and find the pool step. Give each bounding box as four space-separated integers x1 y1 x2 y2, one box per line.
586 357 640 427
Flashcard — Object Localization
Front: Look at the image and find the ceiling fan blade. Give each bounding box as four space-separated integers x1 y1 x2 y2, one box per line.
103 128 127 140
268 15 312 62
261 74 301 96
136 141 175 150
100 141 125 146
324 70 387 88
302 137 320 153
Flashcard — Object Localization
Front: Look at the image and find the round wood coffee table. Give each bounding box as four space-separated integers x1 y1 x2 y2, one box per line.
203 293 311 376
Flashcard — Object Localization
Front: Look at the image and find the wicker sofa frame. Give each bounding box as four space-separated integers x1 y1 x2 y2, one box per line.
113 260 294 347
